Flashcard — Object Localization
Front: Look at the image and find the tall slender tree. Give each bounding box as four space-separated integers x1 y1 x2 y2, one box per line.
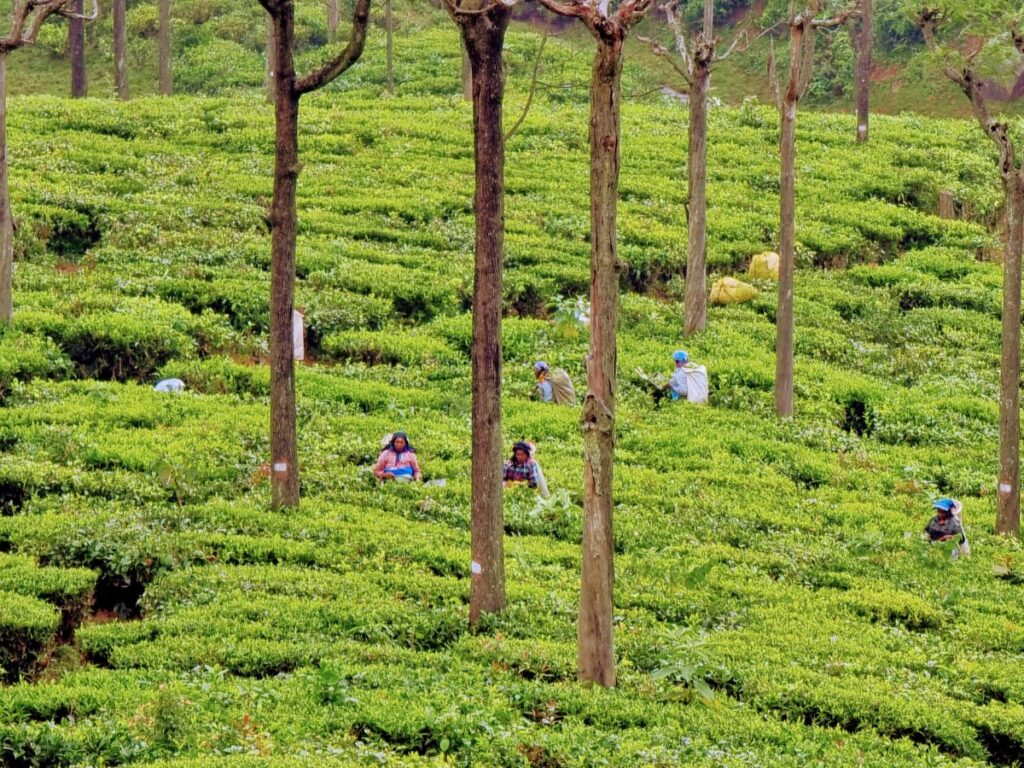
2 1 97 324
69 0 86 97
769 0 857 418
158 0 172 95
642 0 750 337
266 11 277 104
326 0 340 39
443 0 513 626
259 0 372 510
853 0 871 142
385 0 395 94
112 0 129 100
920 8 1022 537
537 0 651 688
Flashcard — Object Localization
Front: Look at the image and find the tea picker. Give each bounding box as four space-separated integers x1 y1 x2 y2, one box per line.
533 361 577 406
667 351 709 404
924 497 971 560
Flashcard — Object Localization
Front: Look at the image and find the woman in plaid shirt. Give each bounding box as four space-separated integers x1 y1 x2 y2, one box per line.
503 441 541 489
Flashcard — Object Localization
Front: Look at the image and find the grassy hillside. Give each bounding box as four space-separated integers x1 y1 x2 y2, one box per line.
1 20 1024 768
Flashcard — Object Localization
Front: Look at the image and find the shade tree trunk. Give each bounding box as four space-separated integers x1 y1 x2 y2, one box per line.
444 0 513 626
258 0 372 510
158 0 172 95
920 10 1023 537
644 0 750 337
69 0 86 97
537 0 651 688
769 0 858 418
853 0 870 141
113 0 129 100
2 0 97 324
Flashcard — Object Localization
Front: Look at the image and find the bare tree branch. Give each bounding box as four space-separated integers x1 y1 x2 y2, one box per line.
1 0 96 53
661 1 692 76
918 6 1018 180
767 40 780 104
506 24 549 143
443 0 514 17
536 0 588 18
639 34 694 84
296 0 372 94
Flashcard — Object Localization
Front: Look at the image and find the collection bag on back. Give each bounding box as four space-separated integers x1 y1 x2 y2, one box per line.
548 368 577 406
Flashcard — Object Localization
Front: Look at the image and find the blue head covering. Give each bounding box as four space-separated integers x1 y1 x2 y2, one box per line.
672 350 689 364
533 361 549 373
932 497 956 513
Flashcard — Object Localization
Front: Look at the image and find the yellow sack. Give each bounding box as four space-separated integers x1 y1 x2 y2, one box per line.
748 251 780 280
710 277 759 305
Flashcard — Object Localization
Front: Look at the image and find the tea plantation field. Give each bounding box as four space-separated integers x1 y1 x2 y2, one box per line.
2 26 1024 767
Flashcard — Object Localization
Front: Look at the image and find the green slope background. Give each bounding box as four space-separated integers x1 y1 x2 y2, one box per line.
1 1 1024 767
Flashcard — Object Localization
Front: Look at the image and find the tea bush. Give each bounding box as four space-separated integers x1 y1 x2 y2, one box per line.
0 41 1019 766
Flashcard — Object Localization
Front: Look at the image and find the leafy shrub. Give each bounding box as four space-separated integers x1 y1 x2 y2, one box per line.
0 592 58 682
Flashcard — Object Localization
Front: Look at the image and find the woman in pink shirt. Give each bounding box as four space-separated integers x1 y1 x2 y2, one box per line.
374 432 422 482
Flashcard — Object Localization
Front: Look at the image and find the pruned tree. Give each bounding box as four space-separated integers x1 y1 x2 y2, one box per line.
642 0 750 337
919 7 1022 537
2 0 97 324
853 0 870 141
537 0 652 688
443 0 513 626
69 0 86 97
113 0 129 100
158 0 172 95
769 0 858 418
259 0 372 510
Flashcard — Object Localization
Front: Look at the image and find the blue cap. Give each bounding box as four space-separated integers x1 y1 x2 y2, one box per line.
672 350 689 363
533 361 549 373
932 497 956 512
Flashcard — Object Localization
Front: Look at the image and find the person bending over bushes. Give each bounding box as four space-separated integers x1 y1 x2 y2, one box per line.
374 432 422 483
925 497 970 559
667 350 708 404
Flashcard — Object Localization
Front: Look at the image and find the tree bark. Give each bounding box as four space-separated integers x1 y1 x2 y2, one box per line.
578 33 622 689
774 21 803 420
461 45 472 100
854 0 871 143
266 11 278 104
268 5 300 510
158 0 172 96
683 59 710 336
69 0 86 98
0 56 12 325
326 0 340 40
460 5 512 625
997 176 1024 536
113 0 129 100
385 0 395 94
